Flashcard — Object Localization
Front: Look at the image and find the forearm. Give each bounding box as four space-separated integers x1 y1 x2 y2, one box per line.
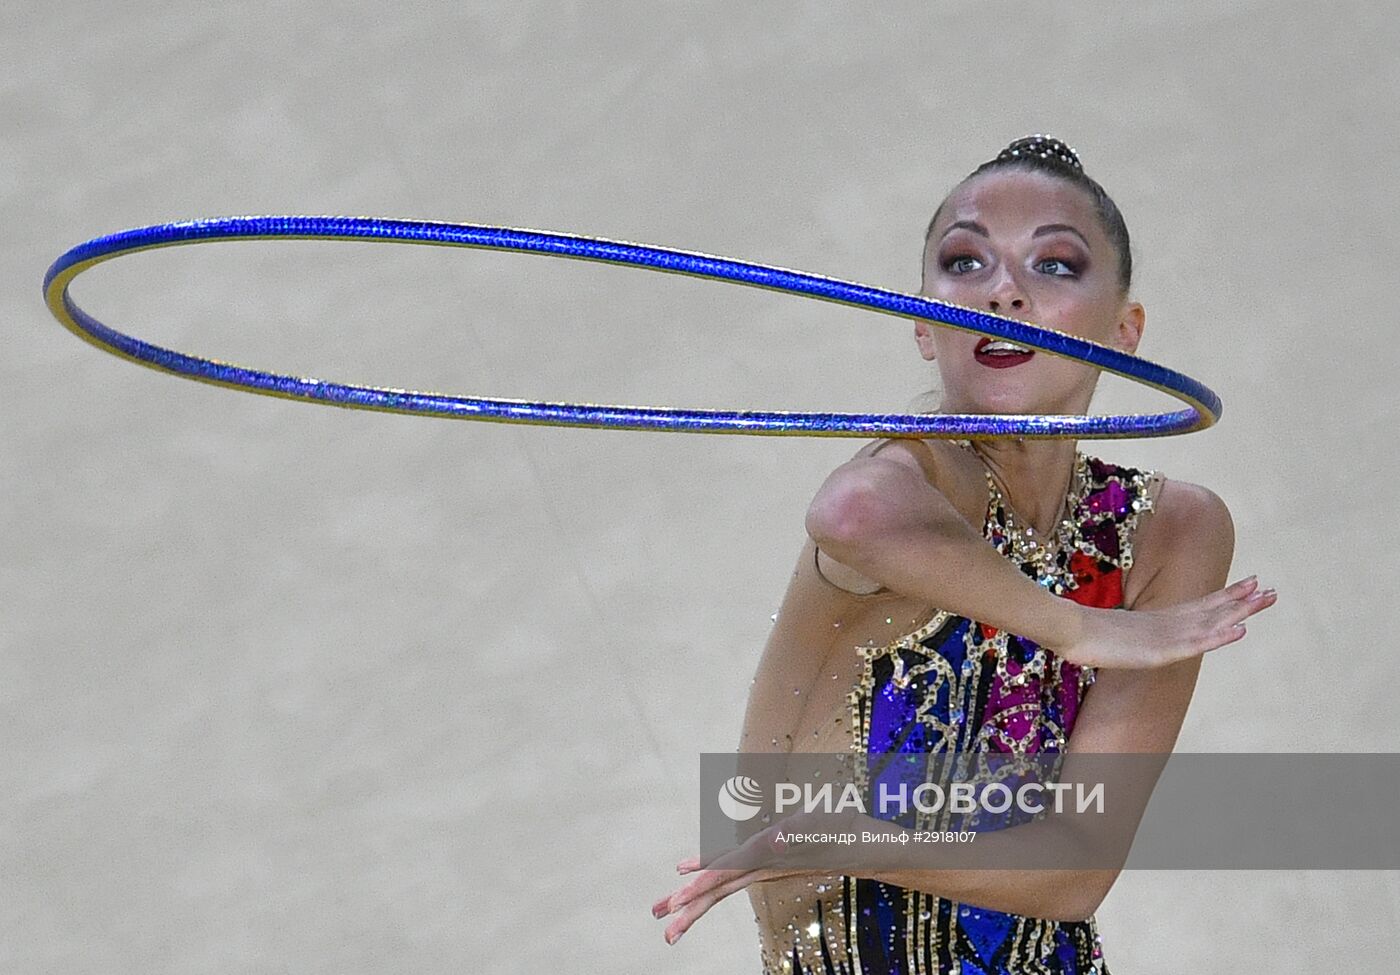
850 813 1113 922
808 482 1084 651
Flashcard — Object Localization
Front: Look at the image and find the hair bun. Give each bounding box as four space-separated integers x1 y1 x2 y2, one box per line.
997 135 1082 172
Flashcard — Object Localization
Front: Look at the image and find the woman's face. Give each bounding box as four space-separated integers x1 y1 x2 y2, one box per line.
917 168 1144 416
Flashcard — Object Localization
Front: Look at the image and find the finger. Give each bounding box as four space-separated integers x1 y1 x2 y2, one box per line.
665 871 763 944
658 874 723 920
1194 575 1260 610
1177 612 1242 658
1220 588 1277 627
663 872 756 943
653 880 705 918
1204 622 1248 653
1235 590 1277 622
655 870 718 918
667 859 771 915
1244 588 1278 613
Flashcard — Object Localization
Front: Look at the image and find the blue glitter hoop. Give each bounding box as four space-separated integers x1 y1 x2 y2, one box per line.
43 215 1220 439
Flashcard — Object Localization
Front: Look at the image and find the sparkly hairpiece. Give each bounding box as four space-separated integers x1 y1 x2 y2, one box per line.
996 134 1083 172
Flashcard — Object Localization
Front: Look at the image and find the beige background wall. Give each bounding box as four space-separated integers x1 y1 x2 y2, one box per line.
4 2 1397 971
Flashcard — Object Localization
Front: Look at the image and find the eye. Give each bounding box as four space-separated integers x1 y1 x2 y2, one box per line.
1036 257 1080 277
943 254 983 274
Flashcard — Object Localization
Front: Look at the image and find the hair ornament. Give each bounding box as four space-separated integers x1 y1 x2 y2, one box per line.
997 134 1083 172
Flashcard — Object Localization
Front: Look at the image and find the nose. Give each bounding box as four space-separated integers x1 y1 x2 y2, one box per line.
986 266 1027 316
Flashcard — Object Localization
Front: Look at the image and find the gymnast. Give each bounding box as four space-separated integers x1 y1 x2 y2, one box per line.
41 134 1271 975
651 135 1278 973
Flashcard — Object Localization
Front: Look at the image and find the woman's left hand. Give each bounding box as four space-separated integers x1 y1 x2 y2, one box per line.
651 858 815 945
651 808 867 944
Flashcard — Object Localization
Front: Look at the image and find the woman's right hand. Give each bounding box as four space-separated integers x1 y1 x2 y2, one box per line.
1051 576 1278 669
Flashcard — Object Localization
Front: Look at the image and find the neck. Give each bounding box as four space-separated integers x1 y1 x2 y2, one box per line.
964 438 1081 535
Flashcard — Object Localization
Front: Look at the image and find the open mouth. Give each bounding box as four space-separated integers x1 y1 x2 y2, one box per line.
975 337 1035 368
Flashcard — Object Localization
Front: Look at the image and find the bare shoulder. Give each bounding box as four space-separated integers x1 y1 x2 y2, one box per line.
848 436 963 487
1149 478 1235 545
810 438 970 597
1125 475 1236 607
809 438 929 597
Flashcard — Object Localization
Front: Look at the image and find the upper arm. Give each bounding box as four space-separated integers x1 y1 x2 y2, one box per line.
1069 478 1235 755
737 532 884 756
1055 480 1235 914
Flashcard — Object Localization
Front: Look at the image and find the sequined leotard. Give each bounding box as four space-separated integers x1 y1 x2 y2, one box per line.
752 443 1164 975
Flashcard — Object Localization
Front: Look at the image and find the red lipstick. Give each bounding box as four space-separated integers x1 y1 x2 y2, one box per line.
974 336 1035 369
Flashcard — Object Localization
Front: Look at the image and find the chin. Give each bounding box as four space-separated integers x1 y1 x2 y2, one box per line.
956 388 1045 416
953 372 1080 416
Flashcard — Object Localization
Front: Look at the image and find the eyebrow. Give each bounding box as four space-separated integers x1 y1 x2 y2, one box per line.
941 219 1091 250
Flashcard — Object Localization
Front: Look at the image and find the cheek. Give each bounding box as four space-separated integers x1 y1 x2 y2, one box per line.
929 328 981 360
926 278 974 307
1035 339 1112 388
1035 294 1119 343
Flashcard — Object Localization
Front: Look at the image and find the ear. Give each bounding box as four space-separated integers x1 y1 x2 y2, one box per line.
913 319 937 360
1116 301 1146 355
